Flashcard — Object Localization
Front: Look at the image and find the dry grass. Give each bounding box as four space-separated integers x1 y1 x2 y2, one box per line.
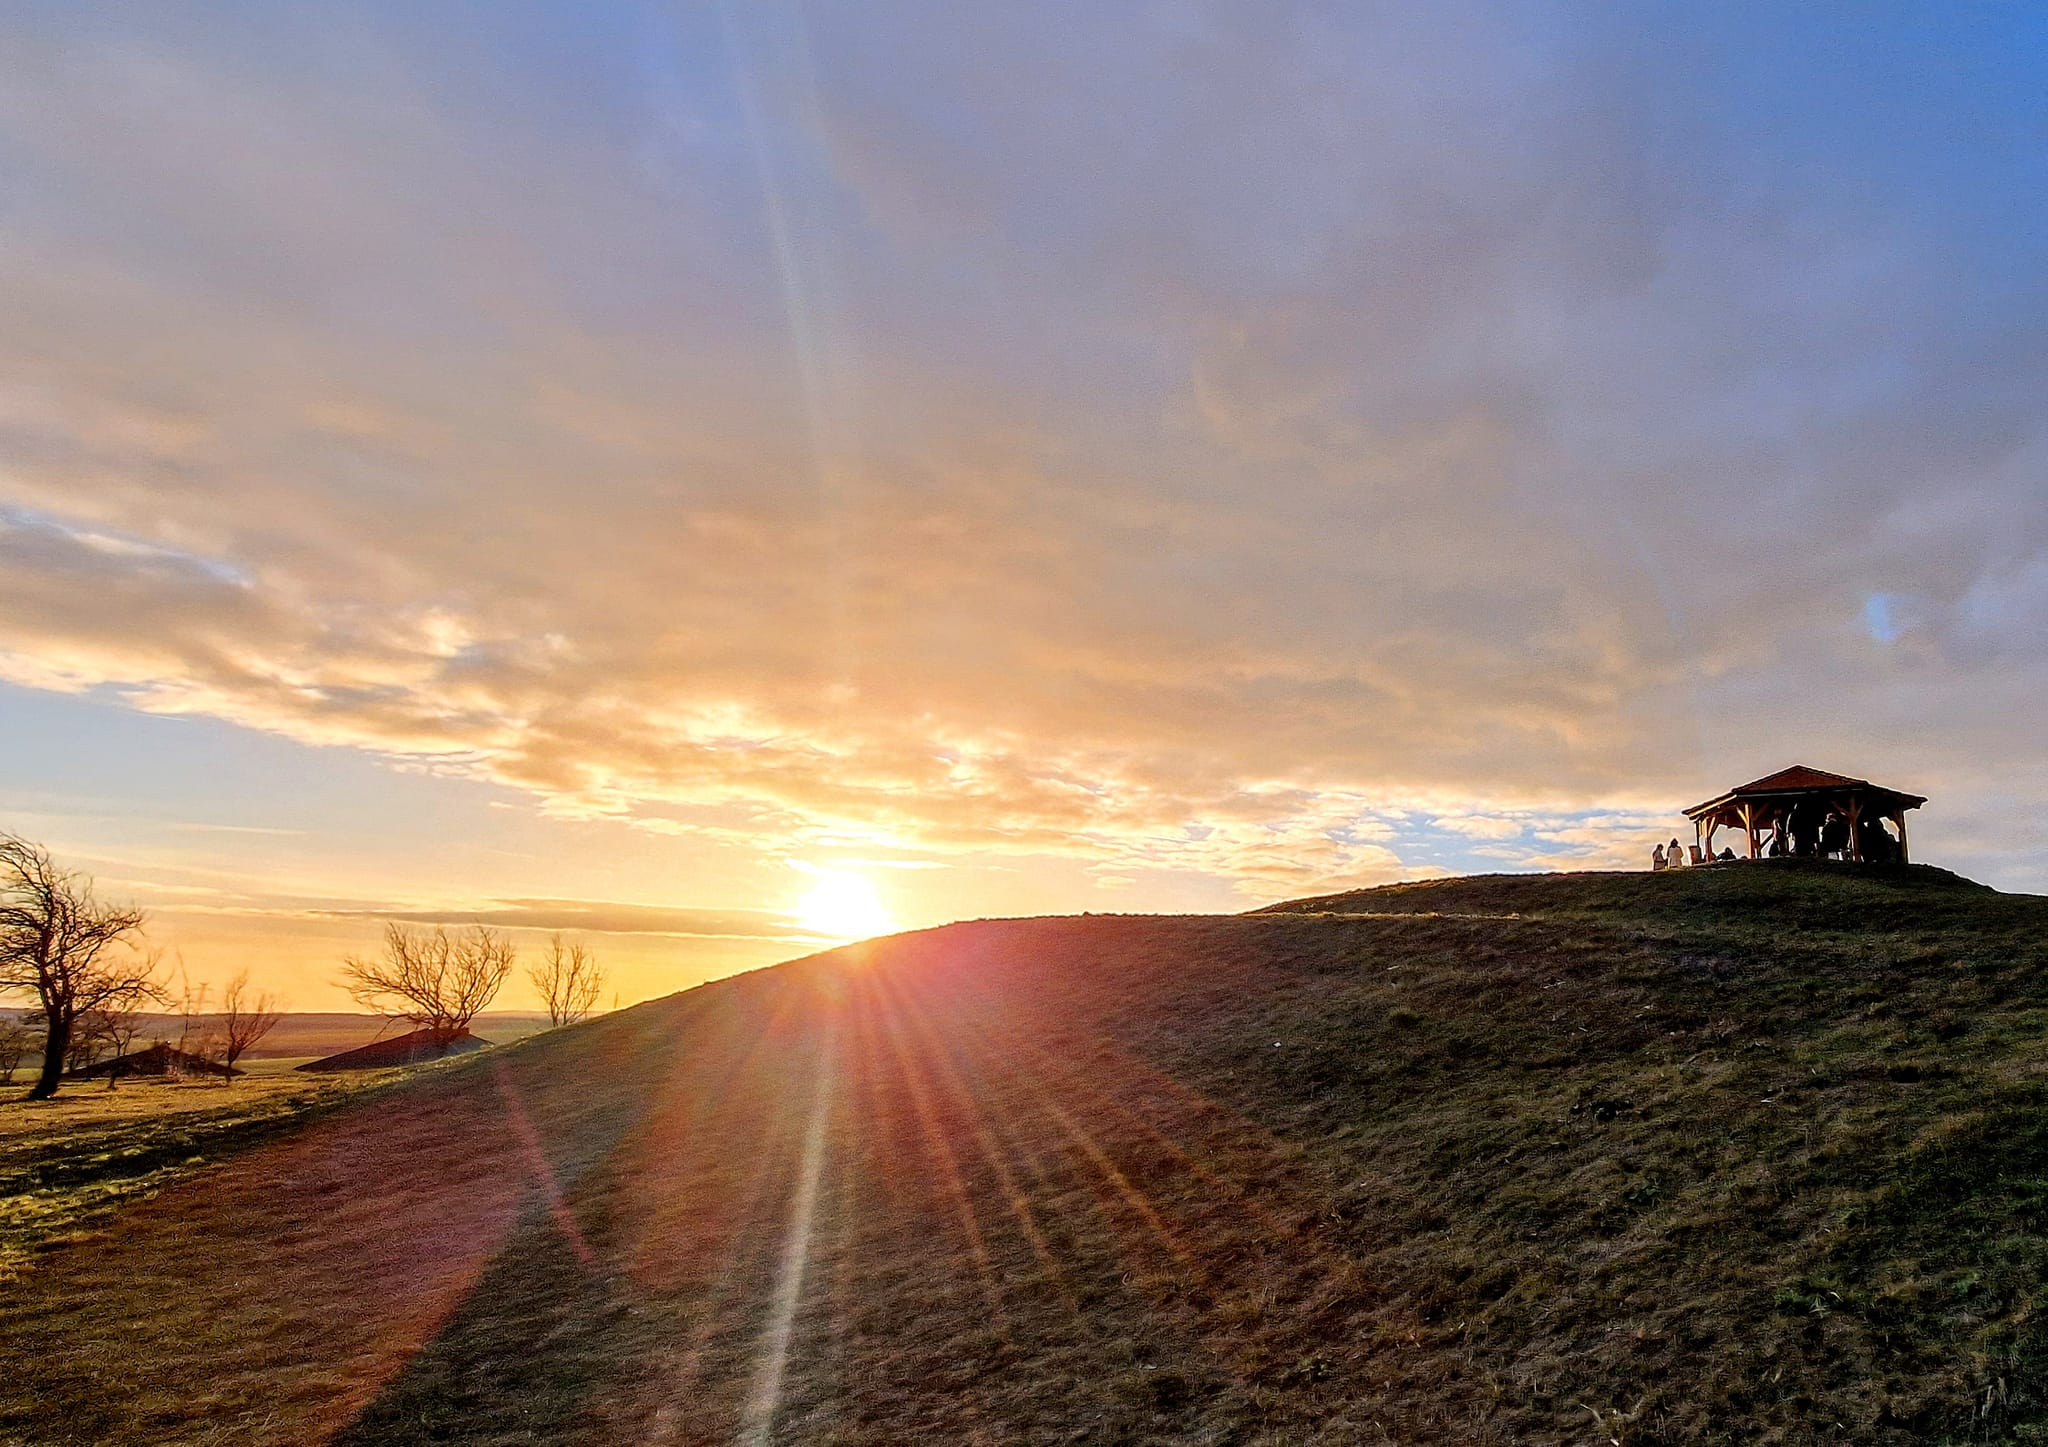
0 1062 371 1140
3 860 2048 1444
0 1071 393 1283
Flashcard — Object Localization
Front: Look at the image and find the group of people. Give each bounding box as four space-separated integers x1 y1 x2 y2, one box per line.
1651 838 1733 870
1651 799 1905 871
1763 798 1905 863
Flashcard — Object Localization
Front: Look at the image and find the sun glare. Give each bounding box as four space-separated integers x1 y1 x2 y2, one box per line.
795 870 895 941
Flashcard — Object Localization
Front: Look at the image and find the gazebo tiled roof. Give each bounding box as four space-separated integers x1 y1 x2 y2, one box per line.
1718 764 1865 795
1684 765 1927 820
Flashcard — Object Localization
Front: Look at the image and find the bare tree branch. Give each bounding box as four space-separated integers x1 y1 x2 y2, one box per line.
0 1019 31 1084
338 923 514 1040
175 974 222 1064
98 1002 147 1090
218 969 285 1077
528 934 605 1028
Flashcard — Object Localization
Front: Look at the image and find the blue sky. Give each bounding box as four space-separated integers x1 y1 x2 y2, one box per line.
2 3 2046 1004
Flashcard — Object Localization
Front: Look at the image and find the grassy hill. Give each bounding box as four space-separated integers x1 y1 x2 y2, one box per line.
4 860 2048 1443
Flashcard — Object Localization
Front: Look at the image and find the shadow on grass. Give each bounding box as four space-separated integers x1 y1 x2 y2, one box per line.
328 1199 640 1447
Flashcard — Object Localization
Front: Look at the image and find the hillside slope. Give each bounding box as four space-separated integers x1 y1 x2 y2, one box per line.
5 861 2048 1444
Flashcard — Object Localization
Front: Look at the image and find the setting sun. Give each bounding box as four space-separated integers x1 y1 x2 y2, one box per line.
794 870 894 942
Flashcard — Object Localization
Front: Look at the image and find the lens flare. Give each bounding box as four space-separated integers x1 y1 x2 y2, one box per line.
795 871 894 941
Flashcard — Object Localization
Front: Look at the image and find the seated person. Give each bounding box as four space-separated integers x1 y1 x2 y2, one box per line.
1718 847 1736 862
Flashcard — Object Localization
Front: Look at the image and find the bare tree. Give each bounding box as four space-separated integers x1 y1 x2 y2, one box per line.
528 934 605 1027
0 835 160 1100
339 923 514 1041
218 969 285 1077
175 976 222 1064
57 1006 112 1072
99 1006 147 1089
0 1019 34 1083
32 1002 140 1081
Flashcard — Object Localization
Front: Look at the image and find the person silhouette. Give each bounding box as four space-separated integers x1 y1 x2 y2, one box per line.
1788 800 1822 857
1858 815 1898 864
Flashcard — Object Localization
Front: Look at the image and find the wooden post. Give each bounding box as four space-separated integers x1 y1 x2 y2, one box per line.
1741 802 1758 859
1896 810 1910 864
1845 796 1863 863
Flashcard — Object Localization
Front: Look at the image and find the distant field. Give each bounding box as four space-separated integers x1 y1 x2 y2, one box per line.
12 1010 563 1061
6 862 2048 1443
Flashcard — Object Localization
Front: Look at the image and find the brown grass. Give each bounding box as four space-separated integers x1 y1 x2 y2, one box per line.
3 861 2047 1444
0 1071 387 1282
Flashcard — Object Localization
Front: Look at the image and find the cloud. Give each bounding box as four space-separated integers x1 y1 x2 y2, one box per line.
316 897 804 942
1 3 2046 899
1431 815 1528 841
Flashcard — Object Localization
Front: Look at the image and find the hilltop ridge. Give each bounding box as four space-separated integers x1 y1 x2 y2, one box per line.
1262 855 1996 919
5 863 2048 1443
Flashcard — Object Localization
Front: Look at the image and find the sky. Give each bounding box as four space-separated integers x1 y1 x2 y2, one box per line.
3 2 2047 1010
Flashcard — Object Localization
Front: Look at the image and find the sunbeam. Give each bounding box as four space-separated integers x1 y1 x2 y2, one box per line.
739 1014 838 1447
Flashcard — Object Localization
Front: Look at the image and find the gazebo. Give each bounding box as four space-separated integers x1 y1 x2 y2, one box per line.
1683 765 1926 863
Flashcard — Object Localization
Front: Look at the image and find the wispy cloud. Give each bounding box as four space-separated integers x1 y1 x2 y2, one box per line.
315 897 804 942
